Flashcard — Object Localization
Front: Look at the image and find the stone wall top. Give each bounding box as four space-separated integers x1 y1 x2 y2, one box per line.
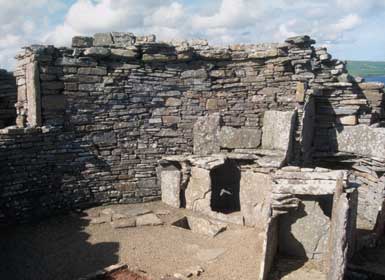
14 33 318 64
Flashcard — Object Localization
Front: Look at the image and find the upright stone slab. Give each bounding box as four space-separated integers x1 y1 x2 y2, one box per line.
26 61 41 127
279 198 331 260
193 113 220 155
219 127 262 149
262 110 296 152
240 171 272 226
185 167 211 212
161 169 181 208
327 193 349 280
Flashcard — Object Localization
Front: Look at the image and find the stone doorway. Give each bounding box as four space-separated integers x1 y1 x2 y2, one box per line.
210 160 241 214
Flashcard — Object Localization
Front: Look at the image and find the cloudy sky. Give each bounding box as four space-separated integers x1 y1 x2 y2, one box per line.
1 0 385 69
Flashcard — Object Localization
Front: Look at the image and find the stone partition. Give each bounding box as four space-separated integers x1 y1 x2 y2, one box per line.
0 69 16 128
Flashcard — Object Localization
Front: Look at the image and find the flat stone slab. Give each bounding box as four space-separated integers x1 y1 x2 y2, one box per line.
114 208 152 219
336 125 385 161
111 218 136 229
136 213 163 226
187 216 227 237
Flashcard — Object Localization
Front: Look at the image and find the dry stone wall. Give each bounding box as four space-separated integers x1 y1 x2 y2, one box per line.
0 32 384 224
0 69 16 128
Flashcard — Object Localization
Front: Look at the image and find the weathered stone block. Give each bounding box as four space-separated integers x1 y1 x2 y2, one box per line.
161 169 181 208
92 131 116 145
296 82 306 103
337 115 357 125
240 171 272 226
358 82 384 90
185 167 211 211
136 213 163 226
336 125 385 160
72 36 93 48
111 32 136 47
93 33 113 46
206 99 218 110
110 48 138 59
84 47 111 57
165 97 182 107
262 110 296 152
193 113 220 155
181 69 208 79
219 127 262 149
78 67 107 76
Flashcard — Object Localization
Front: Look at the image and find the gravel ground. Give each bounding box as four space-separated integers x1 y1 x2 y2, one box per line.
0 202 264 280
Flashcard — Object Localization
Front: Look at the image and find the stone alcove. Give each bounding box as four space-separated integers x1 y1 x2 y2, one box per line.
210 160 241 214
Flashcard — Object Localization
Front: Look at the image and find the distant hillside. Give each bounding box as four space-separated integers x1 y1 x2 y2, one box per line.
346 61 385 77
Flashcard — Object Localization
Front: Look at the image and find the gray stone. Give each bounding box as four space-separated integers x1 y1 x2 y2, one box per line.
111 32 136 47
161 169 181 208
274 179 339 195
72 36 93 48
358 82 384 90
279 198 330 260
93 33 113 46
327 193 349 280
336 125 385 160
187 216 226 237
181 69 208 79
26 61 41 127
92 131 116 145
219 127 262 149
262 110 296 152
185 167 211 212
193 114 220 155
110 48 138 59
78 67 107 76
285 35 315 45
240 171 272 226
136 213 163 226
84 47 111 57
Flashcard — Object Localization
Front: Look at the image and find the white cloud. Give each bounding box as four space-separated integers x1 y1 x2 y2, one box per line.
1 0 385 69
332 14 362 33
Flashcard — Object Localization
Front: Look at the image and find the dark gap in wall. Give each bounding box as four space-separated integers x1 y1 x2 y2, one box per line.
317 194 333 219
210 160 241 214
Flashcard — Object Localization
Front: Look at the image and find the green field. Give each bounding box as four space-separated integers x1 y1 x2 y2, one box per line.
346 60 385 77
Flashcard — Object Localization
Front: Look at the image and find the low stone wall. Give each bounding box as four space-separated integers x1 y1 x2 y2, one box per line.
0 69 16 128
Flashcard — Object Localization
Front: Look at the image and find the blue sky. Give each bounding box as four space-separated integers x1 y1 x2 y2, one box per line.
1 0 385 69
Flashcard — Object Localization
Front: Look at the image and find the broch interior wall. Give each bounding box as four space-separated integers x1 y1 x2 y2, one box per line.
0 33 384 260
0 32 385 280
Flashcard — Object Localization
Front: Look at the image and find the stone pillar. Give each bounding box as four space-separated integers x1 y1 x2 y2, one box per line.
26 61 41 127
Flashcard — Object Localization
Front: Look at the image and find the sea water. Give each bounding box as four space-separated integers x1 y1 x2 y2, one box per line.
364 76 385 83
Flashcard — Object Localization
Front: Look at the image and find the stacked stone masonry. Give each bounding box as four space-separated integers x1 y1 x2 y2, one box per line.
0 33 384 239
0 69 16 128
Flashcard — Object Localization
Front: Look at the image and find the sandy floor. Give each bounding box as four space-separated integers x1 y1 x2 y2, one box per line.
0 202 265 280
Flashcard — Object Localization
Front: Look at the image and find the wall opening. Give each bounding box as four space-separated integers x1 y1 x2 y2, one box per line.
210 160 241 214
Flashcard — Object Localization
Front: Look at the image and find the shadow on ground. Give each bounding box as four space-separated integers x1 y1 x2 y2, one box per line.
0 212 119 280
